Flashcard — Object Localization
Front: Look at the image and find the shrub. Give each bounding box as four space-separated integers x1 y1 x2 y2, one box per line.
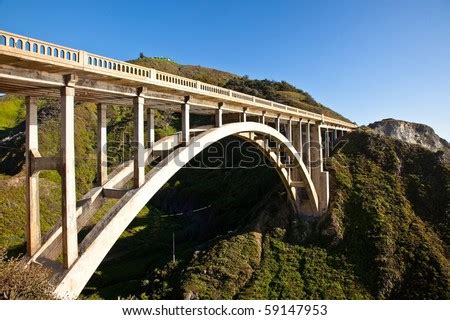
0 249 55 300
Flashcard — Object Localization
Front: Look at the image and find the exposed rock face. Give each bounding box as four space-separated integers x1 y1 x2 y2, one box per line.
368 118 449 156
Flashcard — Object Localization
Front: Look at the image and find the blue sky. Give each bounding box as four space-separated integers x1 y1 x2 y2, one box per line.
1 0 449 139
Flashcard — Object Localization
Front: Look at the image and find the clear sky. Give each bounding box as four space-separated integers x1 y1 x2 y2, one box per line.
1 0 449 139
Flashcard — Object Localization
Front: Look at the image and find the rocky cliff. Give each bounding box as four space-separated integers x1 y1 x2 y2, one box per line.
368 119 449 158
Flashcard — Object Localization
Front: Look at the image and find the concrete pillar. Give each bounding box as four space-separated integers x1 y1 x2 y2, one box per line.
299 119 303 158
61 85 78 269
310 124 322 177
133 96 145 188
242 107 247 122
96 103 107 186
286 117 292 142
147 108 155 147
275 115 281 131
25 96 40 256
261 111 266 124
181 101 190 144
310 123 329 214
333 128 338 146
324 127 330 158
215 103 223 127
328 129 333 150
306 121 311 174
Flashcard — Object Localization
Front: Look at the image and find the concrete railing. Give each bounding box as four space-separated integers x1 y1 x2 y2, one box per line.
154 69 198 89
0 30 79 66
0 30 356 128
83 51 150 81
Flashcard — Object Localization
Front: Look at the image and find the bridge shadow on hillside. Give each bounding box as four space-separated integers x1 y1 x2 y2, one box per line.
0 121 25 175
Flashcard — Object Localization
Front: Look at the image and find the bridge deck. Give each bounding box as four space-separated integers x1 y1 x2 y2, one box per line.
0 30 355 129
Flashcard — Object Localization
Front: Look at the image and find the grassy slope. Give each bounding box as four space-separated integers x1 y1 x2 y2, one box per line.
170 182 371 300
148 130 448 300
0 96 24 130
326 129 449 299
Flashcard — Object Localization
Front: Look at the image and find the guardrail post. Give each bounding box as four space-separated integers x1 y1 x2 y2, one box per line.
25 96 41 257
61 75 78 269
149 68 155 80
78 50 86 67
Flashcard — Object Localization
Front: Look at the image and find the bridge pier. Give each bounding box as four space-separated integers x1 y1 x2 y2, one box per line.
286 117 292 143
215 103 223 127
324 127 330 159
310 123 329 214
96 103 107 186
275 114 281 131
298 119 303 159
181 97 190 144
25 96 41 256
61 82 78 268
147 108 155 147
332 128 338 149
290 120 302 212
133 95 145 188
241 107 247 122
306 121 312 174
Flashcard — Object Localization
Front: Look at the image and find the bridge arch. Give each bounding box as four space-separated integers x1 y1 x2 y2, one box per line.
53 122 319 298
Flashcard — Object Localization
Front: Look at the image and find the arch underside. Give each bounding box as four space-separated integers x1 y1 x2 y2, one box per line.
51 122 319 298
